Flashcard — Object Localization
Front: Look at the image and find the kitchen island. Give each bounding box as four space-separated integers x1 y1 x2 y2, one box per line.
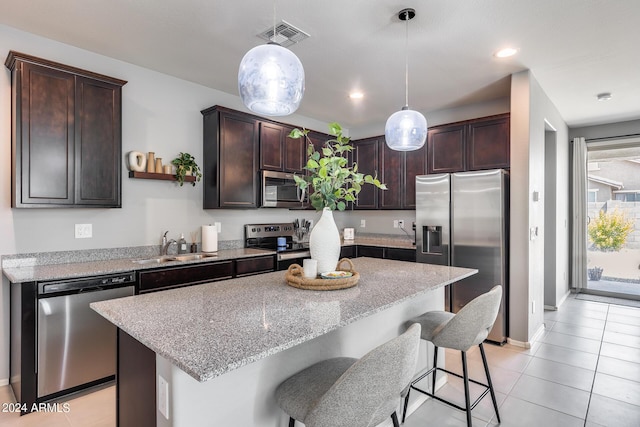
91 257 476 427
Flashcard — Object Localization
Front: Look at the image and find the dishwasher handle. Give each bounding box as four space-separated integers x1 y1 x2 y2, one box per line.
38 272 136 296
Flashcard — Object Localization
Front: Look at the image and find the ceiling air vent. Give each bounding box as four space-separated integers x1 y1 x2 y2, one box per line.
258 20 310 48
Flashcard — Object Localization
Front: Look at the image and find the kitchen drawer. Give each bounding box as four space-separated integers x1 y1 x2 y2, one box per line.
138 261 233 293
235 256 275 277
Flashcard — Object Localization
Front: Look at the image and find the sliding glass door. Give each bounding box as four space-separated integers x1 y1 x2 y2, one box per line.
585 142 640 299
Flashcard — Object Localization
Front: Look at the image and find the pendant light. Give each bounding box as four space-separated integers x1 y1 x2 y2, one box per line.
384 8 427 151
238 2 305 117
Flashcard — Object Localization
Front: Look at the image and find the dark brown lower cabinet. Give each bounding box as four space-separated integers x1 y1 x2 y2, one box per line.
340 245 357 258
138 261 234 293
235 255 275 277
385 247 416 262
118 330 156 427
357 246 385 258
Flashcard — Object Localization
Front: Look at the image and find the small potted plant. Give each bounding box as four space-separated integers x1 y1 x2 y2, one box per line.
171 152 202 187
587 266 603 281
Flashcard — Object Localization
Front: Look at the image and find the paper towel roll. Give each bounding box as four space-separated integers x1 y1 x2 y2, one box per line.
201 225 218 253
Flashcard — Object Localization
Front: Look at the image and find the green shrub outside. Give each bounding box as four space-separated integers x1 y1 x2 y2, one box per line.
588 209 634 251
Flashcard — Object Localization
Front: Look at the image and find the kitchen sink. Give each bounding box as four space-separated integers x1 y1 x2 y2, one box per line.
131 256 177 264
172 253 218 262
131 253 218 264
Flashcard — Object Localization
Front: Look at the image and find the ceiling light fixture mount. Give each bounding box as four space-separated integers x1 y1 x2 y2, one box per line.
237 2 305 117
384 8 427 152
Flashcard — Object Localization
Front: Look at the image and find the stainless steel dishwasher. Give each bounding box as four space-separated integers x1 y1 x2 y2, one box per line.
37 273 135 398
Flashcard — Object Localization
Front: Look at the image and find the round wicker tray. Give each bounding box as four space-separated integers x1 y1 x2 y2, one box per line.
285 258 359 291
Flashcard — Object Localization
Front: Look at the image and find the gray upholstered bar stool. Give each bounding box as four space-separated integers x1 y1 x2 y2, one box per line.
275 323 421 427
402 285 502 427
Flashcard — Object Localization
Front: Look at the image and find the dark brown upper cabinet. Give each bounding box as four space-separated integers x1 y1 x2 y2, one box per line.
353 137 380 209
427 124 467 174
202 106 259 209
259 122 304 173
466 115 510 170
427 114 510 174
5 51 126 208
378 138 426 210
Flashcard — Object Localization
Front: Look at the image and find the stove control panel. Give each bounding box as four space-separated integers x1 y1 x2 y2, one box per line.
245 223 295 239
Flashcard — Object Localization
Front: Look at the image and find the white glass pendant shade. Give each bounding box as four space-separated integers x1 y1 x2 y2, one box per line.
238 43 305 116
384 108 427 151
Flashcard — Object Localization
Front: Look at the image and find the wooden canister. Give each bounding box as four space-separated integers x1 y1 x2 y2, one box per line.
155 158 163 173
146 152 155 173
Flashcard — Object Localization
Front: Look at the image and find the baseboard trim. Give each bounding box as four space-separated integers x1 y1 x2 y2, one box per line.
0 379 8 387
507 323 545 348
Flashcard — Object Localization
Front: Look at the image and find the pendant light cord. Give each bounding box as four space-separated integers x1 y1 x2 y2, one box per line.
273 1 277 41
404 13 409 108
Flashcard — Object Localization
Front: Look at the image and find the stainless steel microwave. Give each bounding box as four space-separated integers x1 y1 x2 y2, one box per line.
261 170 308 208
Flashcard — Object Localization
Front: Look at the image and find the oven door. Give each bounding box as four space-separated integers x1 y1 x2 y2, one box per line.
262 170 308 208
276 250 311 271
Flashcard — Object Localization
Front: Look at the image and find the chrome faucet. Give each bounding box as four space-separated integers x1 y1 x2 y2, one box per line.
161 231 177 255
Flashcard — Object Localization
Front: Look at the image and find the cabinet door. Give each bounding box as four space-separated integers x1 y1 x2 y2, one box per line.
16 61 75 206
403 144 426 209
75 77 122 206
380 140 402 209
219 113 259 208
353 138 379 209
283 126 304 173
259 122 284 171
385 247 416 262
467 116 510 170
236 256 275 277
427 125 466 174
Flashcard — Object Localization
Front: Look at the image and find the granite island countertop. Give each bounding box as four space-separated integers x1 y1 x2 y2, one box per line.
2 248 274 283
91 257 476 382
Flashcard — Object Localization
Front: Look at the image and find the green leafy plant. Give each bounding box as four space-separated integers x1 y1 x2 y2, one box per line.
587 209 634 251
289 122 386 211
171 152 202 187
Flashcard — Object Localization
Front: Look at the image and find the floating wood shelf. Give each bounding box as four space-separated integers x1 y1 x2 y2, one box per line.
128 171 196 182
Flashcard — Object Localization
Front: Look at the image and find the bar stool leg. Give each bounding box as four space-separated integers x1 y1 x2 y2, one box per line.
461 351 472 427
289 417 295 427
391 411 400 427
432 345 439 393
479 343 501 423
402 387 411 423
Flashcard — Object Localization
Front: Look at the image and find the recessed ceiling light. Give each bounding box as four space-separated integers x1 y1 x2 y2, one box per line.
597 92 612 101
494 47 519 58
349 92 364 100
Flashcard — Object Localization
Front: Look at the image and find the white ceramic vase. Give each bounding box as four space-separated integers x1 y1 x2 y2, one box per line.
309 207 341 274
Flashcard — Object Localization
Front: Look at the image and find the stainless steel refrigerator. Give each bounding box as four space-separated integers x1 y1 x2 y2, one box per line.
416 169 509 343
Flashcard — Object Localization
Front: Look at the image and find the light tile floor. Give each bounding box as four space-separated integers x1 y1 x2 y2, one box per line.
404 294 640 427
0 294 639 426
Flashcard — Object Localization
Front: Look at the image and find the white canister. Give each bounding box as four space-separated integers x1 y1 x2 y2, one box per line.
303 259 318 278
343 227 355 240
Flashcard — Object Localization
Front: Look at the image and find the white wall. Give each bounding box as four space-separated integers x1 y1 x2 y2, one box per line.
509 70 569 343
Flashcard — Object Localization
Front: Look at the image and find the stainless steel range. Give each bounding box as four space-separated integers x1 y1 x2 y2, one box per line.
244 223 310 271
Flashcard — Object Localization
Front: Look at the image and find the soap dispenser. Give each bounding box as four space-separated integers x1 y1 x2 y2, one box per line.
178 233 188 254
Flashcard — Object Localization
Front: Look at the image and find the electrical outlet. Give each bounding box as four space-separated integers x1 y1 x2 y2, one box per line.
398 220 405 229
360 219 366 228
214 222 221 233
393 220 399 228
74 224 92 239
158 375 169 419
